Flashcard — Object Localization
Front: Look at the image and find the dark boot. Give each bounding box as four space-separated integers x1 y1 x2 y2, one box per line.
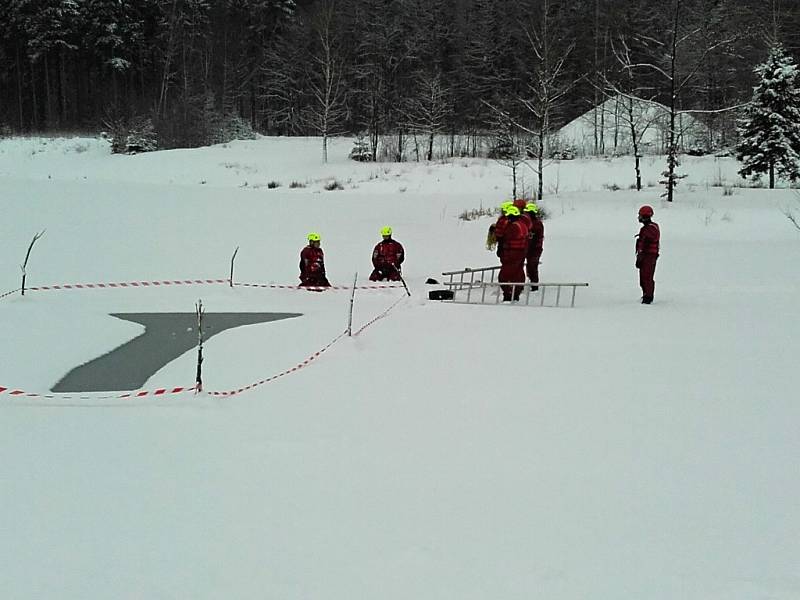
641 296 653 304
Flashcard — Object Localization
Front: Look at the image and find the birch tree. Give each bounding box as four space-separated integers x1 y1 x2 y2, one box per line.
516 0 578 200
303 0 347 163
621 0 737 201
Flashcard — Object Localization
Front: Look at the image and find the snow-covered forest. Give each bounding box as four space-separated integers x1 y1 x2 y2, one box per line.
1 0 799 156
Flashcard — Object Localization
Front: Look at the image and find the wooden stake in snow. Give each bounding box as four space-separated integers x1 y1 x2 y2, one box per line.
20 230 45 296
195 299 205 393
229 246 239 287
394 266 411 297
347 272 357 336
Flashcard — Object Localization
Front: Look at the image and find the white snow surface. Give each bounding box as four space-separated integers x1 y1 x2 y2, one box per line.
1 136 799 600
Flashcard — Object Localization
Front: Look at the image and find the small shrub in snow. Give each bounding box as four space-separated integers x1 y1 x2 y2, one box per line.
324 179 344 191
459 207 495 221
206 113 256 146
108 115 158 154
603 183 622 191
267 181 281 189
69 142 90 154
686 146 709 156
349 135 372 162
289 181 306 189
549 147 576 160
535 205 551 221
723 185 734 196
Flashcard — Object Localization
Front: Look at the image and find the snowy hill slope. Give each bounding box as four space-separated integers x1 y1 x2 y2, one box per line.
1 136 799 600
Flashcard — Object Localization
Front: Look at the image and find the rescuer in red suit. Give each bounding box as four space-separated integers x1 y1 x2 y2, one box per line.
369 226 405 281
635 205 660 304
523 202 545 291
487 201 513 256
299 232 331 288
496 205 529 301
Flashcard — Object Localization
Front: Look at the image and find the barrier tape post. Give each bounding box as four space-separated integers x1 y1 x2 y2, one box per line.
347 272 357 336
195 299 204 393
394 266 411 297
20 230 45 296
229 247 239 288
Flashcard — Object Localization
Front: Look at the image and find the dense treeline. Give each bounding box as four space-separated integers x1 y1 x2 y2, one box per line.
1 0 798 154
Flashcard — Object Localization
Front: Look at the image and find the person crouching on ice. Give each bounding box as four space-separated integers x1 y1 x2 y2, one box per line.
369 226 405 281
299 232 331 288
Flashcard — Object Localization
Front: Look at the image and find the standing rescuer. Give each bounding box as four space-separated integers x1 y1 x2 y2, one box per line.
523 202 544 290
487 201 514 253
370 226 405 281
635 205 660 304
496 205 529 301
299 232 331 288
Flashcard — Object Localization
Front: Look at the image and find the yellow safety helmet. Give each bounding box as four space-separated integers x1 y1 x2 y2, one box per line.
524 202 539 214
308 232 321 242
381 226 392 236
500 201 514 211
504 205 521 217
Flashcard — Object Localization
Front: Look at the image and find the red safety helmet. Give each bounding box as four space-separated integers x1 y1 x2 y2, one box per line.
513 198 527 211
638 205 654 218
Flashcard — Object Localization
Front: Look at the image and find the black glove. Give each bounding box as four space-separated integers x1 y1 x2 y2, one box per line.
635 254 642 269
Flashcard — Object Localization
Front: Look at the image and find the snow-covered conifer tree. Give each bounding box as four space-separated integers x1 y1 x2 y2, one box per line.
736 44 800 189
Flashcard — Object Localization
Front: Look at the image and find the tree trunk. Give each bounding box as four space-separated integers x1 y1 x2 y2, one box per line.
769 162 775 189
16 45 25 131
666 0 681 202
628 99 642 191
427 131 434 161
58 47 67 127
398 129 404 162
44 54 53 129
29 60 39 130
512 162 518 200
538 129 545 199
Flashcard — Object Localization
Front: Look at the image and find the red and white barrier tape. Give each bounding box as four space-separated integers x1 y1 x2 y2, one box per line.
205 329 350 397
1 285 406 402
353 294 407 336
0 384 196 402
0 288 20 301
12 279 402 294
27 279 229 292
235 282 404 291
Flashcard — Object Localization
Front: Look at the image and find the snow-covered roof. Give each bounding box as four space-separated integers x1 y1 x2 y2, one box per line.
555 95 706 155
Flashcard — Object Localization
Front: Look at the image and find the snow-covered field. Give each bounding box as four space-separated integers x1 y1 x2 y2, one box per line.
1 136 799 599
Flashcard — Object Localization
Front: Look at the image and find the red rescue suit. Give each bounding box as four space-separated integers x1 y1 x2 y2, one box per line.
526 217 544 288
497 217 529 301
636 221 660 303
299 245 331 287
489 215 509 257
370 238 405 281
